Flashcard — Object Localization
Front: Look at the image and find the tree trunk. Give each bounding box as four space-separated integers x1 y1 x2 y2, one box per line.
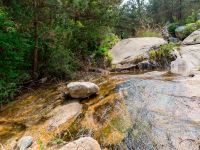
33 0 39 77
178 0 182 20
170 0 174 22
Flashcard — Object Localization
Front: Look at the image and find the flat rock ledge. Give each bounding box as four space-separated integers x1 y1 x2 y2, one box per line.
48 101 82 129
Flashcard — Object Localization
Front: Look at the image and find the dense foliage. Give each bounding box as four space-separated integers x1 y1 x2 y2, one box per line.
0 7 32 104
147 0 200 24
0 0 121 104
168 19 200 39
118 0 200 37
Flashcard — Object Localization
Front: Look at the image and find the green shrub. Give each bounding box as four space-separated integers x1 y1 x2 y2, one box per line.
159 43 176 56
175 22 199 40
195 20 200 29
94 33 119 67
168 23 179 36
149 50 156 61
149 43 178 64
185 12 197 24
170 10 200 40
184 23 198 37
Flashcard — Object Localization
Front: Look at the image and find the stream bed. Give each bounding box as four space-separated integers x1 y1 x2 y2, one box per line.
0 71 200 150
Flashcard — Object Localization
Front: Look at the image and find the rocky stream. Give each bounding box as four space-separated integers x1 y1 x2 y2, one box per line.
1 29 200 150
1 71 200 150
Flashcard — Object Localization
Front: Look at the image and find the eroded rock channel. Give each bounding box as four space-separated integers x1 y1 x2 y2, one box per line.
0 71 200 150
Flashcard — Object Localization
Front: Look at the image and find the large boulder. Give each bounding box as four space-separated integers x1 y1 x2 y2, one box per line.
67 82 99 99
17 136 33 150
110 37 167 72
59 137 101 150
171 44 200 75
171 57 194 76
181 44 200 69
110 37 167 67
182 29 200 45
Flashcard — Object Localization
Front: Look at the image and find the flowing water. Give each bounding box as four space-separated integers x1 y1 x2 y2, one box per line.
0 71 200 150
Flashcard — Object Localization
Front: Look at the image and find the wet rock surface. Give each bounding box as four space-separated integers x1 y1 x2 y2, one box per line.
48 101 82 129
0 72 200 150
116 72 200 150
0 77 130 149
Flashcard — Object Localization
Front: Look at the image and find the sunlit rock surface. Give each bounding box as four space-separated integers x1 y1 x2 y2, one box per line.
59 137 101 150
67 82 99 98
171 57 194 76
110 37 167 65
182 29 200 45
171 44 200 75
